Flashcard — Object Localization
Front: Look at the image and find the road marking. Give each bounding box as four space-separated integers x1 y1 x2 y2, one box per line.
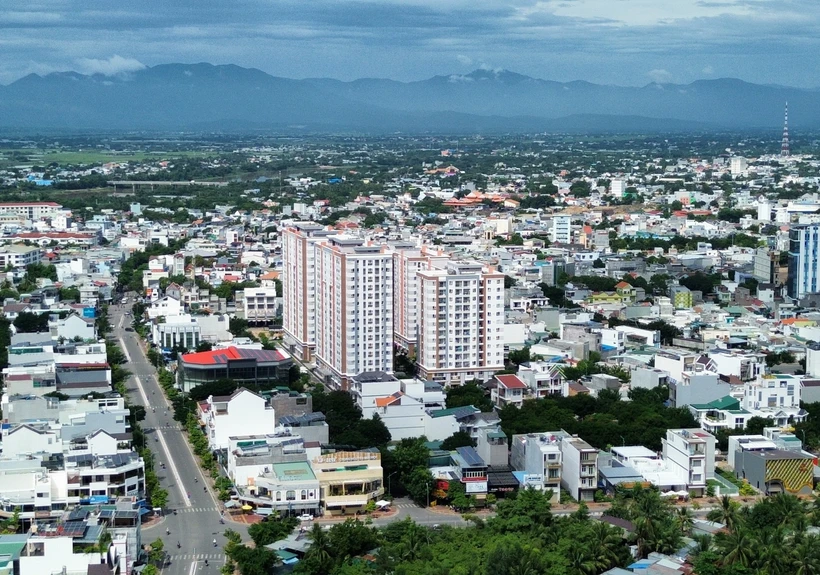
188 560 198 575
134 376 150 407
119 338 132 363
157 428 191 508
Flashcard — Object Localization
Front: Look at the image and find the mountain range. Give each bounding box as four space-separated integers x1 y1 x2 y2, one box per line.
0 63 816 133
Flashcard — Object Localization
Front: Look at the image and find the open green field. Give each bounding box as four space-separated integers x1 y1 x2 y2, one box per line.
0 148 215 168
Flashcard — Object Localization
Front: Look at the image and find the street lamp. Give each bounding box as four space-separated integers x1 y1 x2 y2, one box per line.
620 436 625 447
387 471 398 496
426 482 430 508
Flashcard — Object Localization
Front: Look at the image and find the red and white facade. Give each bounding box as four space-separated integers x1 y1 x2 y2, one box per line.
392 244 449 354
416 261 505 386
315 236 394 390
281 223 336 362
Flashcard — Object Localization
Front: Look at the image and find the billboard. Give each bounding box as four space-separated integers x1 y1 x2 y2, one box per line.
522 474 544 488
82 307 96 319
465 481 488 494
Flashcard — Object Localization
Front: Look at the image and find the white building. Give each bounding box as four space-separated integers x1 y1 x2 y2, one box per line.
560 434 598 502
151 314 201 350
314 237 394 390
242 286 280 324
662 428 716 496
730 156 748 176
349 372 429 441
787 224 820 302
199 388 276 451
509 433 563 502
416 261 505 385
742 374 807 427
610 179 627 198
0 201 62 220
0 244 42 268
281 223 336 362
551 215 572 244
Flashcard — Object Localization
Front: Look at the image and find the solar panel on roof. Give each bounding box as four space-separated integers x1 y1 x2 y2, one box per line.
98 509 114 519
456 446 485 467
67 509 89 521
60 521 87 538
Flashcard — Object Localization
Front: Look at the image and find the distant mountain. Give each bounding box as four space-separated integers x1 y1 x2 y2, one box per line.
0 63 815 132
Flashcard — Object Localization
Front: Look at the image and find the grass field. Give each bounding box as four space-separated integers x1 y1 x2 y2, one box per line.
0 149 215 168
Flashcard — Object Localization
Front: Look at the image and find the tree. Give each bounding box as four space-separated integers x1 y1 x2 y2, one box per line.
441 431 476 451
13 311 49 333
150 488 168 510
445 381 493 412
403 466 435 506
147 538 165 564
592 258 605 268
141 566 159 575
195 341 214 352
507 347 531 366
248 516 298 547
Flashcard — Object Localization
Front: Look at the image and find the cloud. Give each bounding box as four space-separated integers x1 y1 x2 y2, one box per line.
647 68 674 83
702 65 715 74
456 54 473 66
75 55 145 76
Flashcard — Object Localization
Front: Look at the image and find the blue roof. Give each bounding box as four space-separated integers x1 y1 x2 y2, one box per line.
601 345 617 351
455 446 485 467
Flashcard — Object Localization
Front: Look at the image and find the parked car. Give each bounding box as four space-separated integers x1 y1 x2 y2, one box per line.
297 514 314 522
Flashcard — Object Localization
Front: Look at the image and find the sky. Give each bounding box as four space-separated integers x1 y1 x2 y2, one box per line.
1 0 818 87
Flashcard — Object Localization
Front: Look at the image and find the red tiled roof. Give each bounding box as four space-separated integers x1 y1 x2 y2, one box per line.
181 346 287 365
496 374 527 389
614 281 632 289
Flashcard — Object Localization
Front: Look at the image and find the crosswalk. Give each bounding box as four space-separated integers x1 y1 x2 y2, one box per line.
392 502 417 509
167 553 225 561
146 425 180 430
174 506 219 514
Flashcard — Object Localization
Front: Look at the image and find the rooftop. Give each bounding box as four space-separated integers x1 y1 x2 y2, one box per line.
181 346 287 365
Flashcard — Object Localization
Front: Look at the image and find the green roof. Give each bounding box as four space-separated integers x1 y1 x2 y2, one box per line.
689 395 740 411
275 549 298 561
488 430 507 439
725 306 746 315
0 540 25 561
430 406 479 418
271 461 316 482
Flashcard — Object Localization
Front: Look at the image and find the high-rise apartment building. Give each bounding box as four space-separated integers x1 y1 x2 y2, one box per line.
315 237 394 390
788 224 820 303
551 215 572 244
417 261 505 385
392 244 450 354
282 223 337 361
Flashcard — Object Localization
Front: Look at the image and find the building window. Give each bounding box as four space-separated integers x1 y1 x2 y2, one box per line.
286 490 296 501
301 490 307 500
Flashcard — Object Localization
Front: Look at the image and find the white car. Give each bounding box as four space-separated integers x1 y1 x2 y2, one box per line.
297 514 314 522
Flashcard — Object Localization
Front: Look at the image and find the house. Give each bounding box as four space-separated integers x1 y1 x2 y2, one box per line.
198 388 276 451
689 396 753 434
490 374 527 408
510 433 563 502
310 450 384 516
516 361 566 398
49 313 96 342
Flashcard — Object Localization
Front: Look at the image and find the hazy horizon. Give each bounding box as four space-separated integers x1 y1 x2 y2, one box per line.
2 0 819 88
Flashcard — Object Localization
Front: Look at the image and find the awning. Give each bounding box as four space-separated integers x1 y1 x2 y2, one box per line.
375 500 390 508
223 500 239 508
274 549 299 563
242 505 253 511
256 508 274 516
325 500 367 507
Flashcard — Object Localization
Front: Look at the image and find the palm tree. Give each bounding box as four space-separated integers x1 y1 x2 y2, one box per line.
707 495 740 531
633 515 660 558
304 523 334 573
566 546 598 575
588 521 622 570
791 534 820 575
674 506 694 536
689 534 712 559
717 528 755 568
753 527 787 575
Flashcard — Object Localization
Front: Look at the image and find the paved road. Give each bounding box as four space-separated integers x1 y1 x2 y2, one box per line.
109 299 246 575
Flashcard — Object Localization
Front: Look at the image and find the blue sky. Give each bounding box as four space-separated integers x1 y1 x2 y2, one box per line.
1 0 818 87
